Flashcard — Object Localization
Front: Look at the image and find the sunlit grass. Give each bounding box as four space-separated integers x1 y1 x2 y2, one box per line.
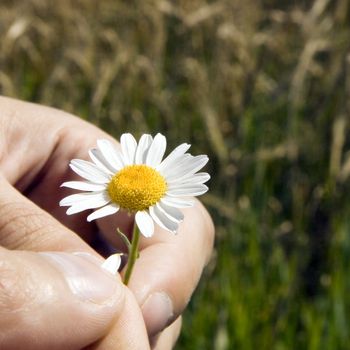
1 0 350 349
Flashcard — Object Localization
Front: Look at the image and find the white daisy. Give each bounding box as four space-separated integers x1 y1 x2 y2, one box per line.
60 133 210 238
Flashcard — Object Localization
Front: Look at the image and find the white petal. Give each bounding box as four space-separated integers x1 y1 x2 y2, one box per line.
135 211 154 238
161 154 192 178
61 192 110 215
146 133 167 167
157 143 191 172
97 139 125 171
87 204 120 222
156 202 184 223
167 184 208 197
102 254 122 275
121 133 137 165
161 196 194 208
60 191 106 206
66 199 110 215
168 181 208 191
165 155 209 182
149 205 178 234
167 172 210 185
135 134 153 164
89 148 115 174
70 159 111 184
61 181 106 192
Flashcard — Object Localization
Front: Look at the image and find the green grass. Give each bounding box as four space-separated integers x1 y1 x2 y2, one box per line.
1 0 350 349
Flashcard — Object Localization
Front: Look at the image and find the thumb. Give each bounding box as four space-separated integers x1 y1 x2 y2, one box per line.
0 248 149 350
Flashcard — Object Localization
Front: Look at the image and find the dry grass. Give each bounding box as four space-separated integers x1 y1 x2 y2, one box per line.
1 0 350 349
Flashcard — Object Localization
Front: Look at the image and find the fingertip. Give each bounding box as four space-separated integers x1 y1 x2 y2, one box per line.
141 292 174 337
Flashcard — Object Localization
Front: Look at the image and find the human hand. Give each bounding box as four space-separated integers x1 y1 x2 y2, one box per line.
0 96 214 349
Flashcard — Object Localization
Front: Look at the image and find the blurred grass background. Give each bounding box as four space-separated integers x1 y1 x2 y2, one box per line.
1 0 350 349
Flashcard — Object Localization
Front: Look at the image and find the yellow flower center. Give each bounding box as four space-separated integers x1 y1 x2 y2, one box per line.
107 165 167 212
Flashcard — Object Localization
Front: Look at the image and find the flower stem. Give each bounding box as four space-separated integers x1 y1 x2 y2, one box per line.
123 223 140 285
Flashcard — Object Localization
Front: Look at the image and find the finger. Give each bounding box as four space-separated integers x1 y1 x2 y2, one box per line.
0 96 118 252
136 202 214 337
0 248 149 350
97 200 214 337
0 174 96 253
152 317 182 350
90 289 150 350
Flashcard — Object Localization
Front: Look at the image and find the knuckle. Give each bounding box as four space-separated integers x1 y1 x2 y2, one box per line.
0 201 54 249
0 253 40 349
0 255 30 315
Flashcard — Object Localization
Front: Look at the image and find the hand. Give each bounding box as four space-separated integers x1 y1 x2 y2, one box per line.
0 96 214 349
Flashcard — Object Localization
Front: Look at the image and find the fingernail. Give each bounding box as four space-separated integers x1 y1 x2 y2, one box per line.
142 292 174 336
40 252 118 304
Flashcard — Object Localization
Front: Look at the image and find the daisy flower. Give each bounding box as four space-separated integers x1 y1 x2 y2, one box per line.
60 133 210 238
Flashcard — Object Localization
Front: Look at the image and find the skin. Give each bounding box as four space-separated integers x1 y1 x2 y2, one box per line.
0 96 214 349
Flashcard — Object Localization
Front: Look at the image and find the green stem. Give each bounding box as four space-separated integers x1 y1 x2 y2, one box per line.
123 223 140 285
